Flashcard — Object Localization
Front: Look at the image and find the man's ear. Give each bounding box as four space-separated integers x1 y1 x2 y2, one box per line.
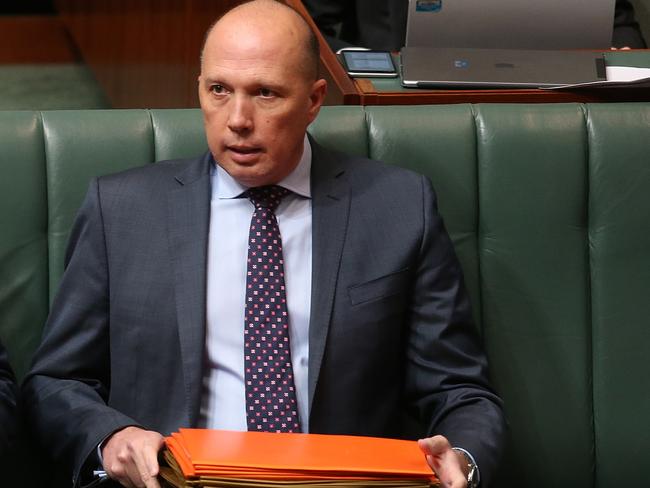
307 78 328 123
197 75 205 107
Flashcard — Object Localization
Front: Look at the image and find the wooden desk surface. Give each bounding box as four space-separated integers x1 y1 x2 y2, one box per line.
353 78 650 105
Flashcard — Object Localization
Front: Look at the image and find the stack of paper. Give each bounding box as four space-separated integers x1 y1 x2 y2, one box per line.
161 429 439 488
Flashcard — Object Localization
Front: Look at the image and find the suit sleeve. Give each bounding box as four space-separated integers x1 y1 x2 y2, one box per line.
405 175 505 486
22 179 141 485
0 342 17 457
613 0 647 48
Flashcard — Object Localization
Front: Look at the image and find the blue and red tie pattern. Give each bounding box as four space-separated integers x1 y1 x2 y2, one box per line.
244 185 301 433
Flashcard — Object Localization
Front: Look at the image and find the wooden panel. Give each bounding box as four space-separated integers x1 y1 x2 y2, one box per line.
0 15 79 63
55 0 244 108
54 0 360 108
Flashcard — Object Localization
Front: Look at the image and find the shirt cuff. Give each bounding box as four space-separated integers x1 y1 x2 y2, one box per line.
96 442 104 466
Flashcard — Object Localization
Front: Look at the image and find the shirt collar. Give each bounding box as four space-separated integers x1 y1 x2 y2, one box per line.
212 135 312 199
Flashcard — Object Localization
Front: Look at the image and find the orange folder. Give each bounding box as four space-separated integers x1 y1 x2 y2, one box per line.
165 429 438 486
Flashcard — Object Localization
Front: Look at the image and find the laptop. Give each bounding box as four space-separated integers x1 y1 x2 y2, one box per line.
400 47 607 88
405 0 616 50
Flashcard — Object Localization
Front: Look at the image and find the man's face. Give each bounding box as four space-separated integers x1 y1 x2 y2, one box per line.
198 17 326 187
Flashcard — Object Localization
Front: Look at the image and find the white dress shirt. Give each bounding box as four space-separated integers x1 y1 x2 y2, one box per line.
198 136 312 432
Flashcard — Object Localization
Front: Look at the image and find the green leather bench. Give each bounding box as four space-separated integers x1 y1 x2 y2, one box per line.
2 104 649 487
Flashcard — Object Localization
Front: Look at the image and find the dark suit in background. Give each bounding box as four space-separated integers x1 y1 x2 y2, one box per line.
304 0 407 52
613 0 647 48
305 0 646 51
0 341 17 458
23 141 505 486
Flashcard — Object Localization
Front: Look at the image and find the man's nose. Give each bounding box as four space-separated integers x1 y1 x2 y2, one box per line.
227 95 253 133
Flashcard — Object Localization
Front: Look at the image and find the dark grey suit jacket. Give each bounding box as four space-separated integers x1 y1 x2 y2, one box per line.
23 141 505 486
0 341 17 458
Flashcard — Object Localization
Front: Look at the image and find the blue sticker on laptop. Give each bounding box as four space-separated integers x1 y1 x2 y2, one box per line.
416 0 442 12
454 60 469 69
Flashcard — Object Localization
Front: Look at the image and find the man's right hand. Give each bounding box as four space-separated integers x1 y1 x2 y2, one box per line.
101 426 165 488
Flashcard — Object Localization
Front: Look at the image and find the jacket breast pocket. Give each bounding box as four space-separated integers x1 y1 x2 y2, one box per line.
348 268 411 306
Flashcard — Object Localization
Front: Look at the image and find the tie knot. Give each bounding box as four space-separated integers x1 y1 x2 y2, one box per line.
245 185 290 212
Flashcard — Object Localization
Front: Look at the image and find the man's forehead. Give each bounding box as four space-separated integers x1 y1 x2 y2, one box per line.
202 48 290 79
202 29 301 75
205 35 284 61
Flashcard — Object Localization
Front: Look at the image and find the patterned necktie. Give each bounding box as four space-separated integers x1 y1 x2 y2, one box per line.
243 185 301 433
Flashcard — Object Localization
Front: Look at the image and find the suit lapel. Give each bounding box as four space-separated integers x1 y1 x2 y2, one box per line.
167 152 211 426
308 141 351 414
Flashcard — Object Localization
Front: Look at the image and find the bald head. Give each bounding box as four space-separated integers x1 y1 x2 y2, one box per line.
201 0 320 81
197 0 327 187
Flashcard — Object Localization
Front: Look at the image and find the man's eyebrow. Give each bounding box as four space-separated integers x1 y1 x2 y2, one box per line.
200 73 287 94
201 76 224 84
253 80 285 91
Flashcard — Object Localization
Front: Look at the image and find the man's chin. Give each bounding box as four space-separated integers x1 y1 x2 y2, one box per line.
220 162 274 187
226 150 263 166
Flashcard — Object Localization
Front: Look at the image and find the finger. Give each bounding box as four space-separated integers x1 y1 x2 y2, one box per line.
423 453 436 471
113 441 151 488
139 452 161 488
131 440 163 488
436 463 467 488
437 452 468 488
108 463 137 488
106 444 139 488
124 460 147 488
417 437 467 488
418 435 451 456
119 444 152 488
120 458 152 488
418 440 446 478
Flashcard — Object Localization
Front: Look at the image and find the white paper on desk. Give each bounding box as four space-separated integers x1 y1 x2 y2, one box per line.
606 66 650 82
546 68 650 90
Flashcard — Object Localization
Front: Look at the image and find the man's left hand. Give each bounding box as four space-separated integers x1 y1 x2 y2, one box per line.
417 435 467 488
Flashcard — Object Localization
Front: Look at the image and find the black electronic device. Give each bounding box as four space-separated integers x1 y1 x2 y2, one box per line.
340 50 398 78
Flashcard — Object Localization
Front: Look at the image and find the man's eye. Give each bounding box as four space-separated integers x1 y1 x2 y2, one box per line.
258 88 275 98
210 84 225 95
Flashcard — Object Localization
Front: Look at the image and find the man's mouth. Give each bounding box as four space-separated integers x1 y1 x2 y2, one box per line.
227 145 262 154
225 145 263 164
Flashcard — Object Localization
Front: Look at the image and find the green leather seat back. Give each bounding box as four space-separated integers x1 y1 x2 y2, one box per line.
308 105 368 158
150 109 208 161
2 104 650 488
42 110 155 296
0 112 49 379
475 104 593 488
587 103 650 487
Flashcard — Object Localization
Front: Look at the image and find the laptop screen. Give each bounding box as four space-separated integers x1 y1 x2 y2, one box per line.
406 0 616 50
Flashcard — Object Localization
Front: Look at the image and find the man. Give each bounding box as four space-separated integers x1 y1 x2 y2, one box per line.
23 1 505 487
